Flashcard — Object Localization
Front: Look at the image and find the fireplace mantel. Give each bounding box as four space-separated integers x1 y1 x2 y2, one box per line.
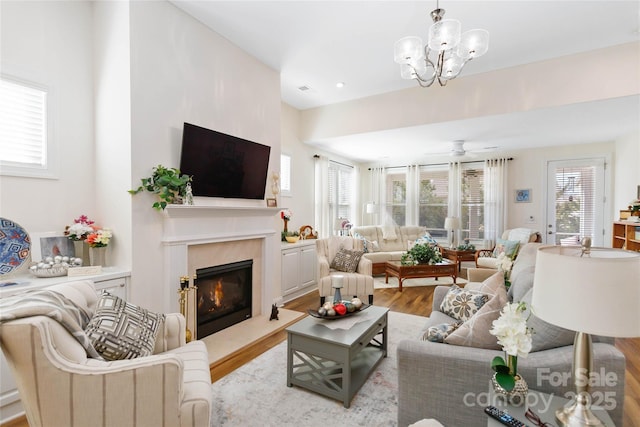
161 203 282 334
163 205 282 219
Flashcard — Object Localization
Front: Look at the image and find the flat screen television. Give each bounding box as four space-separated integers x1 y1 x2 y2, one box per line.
179 122 271 199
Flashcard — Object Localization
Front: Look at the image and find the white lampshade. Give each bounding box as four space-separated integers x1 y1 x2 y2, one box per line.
532 246 640 337
441 55 465 79
457 29 489 60
444 217 460 230
366 203 378 214
428 19 461 51
400 60 427 80
394 36 424 64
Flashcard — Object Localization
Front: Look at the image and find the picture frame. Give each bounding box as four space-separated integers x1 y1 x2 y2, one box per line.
266 198 277 207
515 189 531 203
40 236 75 259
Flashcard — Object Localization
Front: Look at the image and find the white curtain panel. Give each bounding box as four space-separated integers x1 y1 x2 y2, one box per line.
314 155 331 238
448 161 462 244
406 165 420 226
484 158 509 248
370 166 386 226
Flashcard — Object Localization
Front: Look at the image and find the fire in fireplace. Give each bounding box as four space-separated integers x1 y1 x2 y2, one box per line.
195 259 252 339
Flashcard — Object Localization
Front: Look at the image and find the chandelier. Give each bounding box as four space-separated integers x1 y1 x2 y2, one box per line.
393 1 489 87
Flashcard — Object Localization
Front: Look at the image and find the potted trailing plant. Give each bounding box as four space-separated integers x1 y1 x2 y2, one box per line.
401 243 443 265
129 165 192 211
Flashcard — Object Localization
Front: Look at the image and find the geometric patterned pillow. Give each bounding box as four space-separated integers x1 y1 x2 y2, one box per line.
85 291 164 361
421 321 462 343
439 285 490 322
330 248 364 273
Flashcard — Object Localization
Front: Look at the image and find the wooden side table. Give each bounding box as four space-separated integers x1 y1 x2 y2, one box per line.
441 248 477 272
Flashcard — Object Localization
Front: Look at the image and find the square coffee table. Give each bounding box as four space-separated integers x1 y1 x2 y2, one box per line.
286 305 388 408
384 259 457 291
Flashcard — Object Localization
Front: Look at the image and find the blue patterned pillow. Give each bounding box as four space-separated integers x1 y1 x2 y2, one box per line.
440 285 490 322
493 238 520 258
352 232 369 253
422 321 463 342
416 232 438 246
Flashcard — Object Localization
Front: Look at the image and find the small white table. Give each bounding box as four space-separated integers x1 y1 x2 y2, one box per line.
486 386 615 426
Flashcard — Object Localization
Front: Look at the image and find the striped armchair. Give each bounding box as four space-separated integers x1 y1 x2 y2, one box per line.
0 280 211 427
316 236 374 306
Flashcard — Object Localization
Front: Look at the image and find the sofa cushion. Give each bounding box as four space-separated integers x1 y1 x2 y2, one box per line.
330 248 364 273
444 272 507 350
85 291 164 361
439 285 490 322
352 231 380 253
521 289 576 351
422 322 462 343
493 238 520 258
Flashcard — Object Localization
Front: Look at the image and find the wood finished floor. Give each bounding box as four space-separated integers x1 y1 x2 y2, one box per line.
4 286 638 427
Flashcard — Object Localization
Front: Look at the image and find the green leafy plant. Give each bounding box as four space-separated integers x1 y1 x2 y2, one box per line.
401 243 443 265
456 242 476 251
129 165 192 211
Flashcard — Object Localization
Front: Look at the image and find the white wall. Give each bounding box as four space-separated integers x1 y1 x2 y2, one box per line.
127 1 281 311
280 102 315 232
93 1 132 271
614 130 640 215
0 1 96 241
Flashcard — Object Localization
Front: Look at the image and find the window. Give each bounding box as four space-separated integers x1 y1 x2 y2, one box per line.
0 76 52 178
385 169 407 226
418 166 448 238
280 153 291 196
328 161 354 226
380 163 485 242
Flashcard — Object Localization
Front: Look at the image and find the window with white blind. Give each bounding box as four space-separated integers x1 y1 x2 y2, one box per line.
460 164 485 241
385 169 407 226
0 76 52 178
418 166 449 238
328 161 354 228
553 164 598 244
280 153 291 196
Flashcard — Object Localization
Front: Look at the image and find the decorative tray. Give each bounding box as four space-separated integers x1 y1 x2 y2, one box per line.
308 303 370 320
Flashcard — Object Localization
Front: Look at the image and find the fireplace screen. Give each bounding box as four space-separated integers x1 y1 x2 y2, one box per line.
195 259 252 339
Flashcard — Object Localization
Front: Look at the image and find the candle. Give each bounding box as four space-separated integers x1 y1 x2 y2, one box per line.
332 275 344 289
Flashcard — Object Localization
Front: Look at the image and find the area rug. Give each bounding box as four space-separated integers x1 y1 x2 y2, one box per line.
374 275 467 289
210 311 427 426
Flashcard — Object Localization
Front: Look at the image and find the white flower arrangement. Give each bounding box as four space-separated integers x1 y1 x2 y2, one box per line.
489 301 533 391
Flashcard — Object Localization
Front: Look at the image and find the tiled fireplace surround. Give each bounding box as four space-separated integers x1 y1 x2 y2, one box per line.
162 205 281 337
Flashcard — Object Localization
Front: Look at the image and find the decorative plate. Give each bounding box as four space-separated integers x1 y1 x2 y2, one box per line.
0 218 31 275
308 303 370 320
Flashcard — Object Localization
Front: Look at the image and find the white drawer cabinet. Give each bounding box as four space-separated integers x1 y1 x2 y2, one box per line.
281 240 317 303
0 269 130 424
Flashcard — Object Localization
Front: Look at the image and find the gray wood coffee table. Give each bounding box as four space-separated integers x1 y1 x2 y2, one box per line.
286 305 388 408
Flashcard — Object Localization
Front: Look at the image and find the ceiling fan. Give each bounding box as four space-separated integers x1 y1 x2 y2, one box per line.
431 140 498 157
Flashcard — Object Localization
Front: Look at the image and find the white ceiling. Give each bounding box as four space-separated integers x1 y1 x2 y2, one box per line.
171 1 640 163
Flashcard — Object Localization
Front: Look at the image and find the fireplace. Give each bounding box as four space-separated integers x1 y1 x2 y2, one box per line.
196 259 253 339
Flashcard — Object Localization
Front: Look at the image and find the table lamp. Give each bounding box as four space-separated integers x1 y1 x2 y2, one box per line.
444 217 460 248
532 245 640 427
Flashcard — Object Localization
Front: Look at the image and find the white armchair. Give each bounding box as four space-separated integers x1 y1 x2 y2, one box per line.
316 236 374 306
0 280 212 427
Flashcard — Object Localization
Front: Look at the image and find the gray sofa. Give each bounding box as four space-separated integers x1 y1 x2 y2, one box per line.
349 225 428 275
397 243 626 427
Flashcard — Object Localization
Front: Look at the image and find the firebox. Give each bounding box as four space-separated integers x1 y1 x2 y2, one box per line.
195 259 252 339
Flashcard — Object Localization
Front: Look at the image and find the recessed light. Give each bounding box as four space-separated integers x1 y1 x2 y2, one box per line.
336 82 345 88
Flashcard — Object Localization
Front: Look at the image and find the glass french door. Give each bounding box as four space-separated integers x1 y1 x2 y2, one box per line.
546 158 606 246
